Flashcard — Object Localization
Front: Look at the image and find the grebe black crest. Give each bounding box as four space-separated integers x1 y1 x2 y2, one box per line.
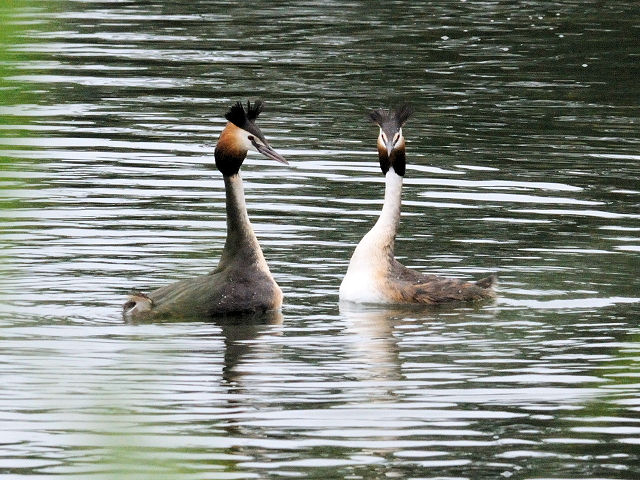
214 100 287 176
124 100 288 320
339 105 497 305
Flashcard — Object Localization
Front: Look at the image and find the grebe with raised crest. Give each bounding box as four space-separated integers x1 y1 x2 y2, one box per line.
339 105 497 305
124 100 288 320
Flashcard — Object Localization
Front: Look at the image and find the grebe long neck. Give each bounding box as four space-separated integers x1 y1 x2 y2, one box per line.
216 173 267 271
374 167 403 244
349 167 403 265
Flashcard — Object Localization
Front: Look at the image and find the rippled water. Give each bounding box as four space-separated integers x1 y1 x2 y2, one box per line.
1 1 639 479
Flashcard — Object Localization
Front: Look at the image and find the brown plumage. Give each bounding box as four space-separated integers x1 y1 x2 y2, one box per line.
340 105 497 305
386 260 497 304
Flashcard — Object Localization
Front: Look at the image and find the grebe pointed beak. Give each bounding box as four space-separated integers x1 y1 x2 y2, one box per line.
385 138 395 155
251 137 289 165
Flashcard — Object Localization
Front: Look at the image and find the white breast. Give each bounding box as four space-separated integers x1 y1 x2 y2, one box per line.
339 269 390 304
339 233 392 304
340 169 404 304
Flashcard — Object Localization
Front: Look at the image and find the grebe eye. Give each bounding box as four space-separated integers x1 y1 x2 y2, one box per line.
381 132 388 142
393 133 400 144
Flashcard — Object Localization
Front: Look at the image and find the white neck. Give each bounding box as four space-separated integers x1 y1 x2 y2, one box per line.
375 168 403 239
339 168 404 302
351 168 403 265
216 173 268 271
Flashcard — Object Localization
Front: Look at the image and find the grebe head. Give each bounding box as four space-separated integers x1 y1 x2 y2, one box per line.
369 104 413 176
215 100 288 176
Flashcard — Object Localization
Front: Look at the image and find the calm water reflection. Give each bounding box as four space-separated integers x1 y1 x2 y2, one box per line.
1 1 639 479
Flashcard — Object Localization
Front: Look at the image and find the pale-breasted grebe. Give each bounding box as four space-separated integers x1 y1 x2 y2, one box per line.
339 105 497 305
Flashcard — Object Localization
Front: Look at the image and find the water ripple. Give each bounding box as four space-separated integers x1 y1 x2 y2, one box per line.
2 1 640 478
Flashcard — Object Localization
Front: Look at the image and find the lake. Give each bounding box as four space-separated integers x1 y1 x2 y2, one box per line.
1 1 639 478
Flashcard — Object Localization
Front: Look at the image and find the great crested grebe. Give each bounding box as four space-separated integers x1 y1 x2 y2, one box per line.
124 100 288 320
339 105 497 305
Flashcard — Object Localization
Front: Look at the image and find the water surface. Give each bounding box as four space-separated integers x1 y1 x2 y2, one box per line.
1 1 639 479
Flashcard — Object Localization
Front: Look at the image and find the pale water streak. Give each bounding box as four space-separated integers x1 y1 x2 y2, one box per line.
1 1 640 479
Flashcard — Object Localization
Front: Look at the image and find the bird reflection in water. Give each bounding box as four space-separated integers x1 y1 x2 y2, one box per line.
339 302 405 399
125 310 283 385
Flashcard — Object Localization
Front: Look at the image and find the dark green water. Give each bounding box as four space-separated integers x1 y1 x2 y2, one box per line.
1 1 639 478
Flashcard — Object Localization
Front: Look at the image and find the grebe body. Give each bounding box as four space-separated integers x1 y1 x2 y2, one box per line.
340 105 496 305
124 100 287 320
